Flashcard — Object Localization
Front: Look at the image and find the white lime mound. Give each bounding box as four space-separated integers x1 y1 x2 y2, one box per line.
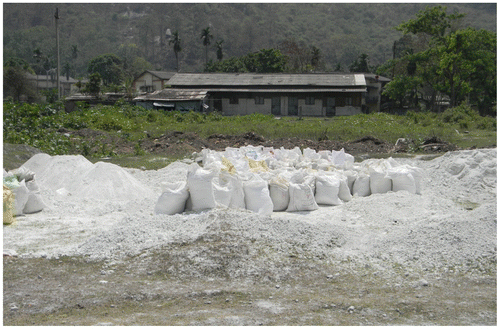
22 153 154 201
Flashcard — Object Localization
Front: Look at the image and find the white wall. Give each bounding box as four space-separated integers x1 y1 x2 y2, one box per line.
297 98 323 116
134 73 163 92
336 106 362 116
222 98 272 116
222 95 362 116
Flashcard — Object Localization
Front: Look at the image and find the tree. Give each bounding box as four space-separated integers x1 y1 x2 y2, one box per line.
87 53 123 86
83 72 101 97
71 45 78 61
201 27 213 66
278 39 311 72
310 46 321 71
205 48 286 73
433 27 496 109
62 62 71 80
169 30 182 72
215 39 224 62
3 65 36 102
395 5 464 40
349 53 370 73
382 5 496 113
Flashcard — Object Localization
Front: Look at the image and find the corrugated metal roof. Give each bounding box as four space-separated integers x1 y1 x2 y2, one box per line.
168 73 366 87
133 88 207 101
206 88 367 93
148 70 177 80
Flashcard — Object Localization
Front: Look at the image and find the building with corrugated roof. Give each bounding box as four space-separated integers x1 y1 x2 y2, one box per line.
165 73 368 116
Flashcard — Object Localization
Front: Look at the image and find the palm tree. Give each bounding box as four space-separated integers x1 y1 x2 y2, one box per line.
71 45 78 60
62 62 71 80
201 27 213 66
215 39 224 62
169 30 182 72
310 46 321 71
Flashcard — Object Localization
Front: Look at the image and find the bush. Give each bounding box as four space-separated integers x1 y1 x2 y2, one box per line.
441 102 496 130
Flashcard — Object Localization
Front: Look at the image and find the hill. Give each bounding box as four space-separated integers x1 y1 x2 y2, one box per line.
3 3 496 77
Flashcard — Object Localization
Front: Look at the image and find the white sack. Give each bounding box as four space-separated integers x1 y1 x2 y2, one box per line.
386 167 417 194
243 176 274 216
387 165 423 194
186 163 217 211
24 178 45 213
331 148 355 169
303 148 321 161
219 171 245 209
213 180 232 208
368 160 393 194
9 166 35 182
330 171 352 202
154 181 189 215
369 168 392 194
23 192 46 214
12 180 29 216
315 174 342 206
269 174 290 211
352 174 371 197
343 170 358 194
286 182 319 212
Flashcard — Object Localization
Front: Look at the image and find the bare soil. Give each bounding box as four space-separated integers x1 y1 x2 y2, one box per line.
3 245 496 326
58 128 458 160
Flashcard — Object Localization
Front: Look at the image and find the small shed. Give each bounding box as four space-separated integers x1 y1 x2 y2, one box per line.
133 88 208 112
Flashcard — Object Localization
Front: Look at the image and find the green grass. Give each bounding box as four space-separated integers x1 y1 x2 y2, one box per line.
3 101 496 159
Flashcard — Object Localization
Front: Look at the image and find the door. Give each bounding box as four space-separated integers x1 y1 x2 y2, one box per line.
326 97 336 116
271 97 281 115
288 96 298 115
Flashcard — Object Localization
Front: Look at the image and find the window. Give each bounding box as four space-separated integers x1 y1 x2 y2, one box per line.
255 96 265 105
229 96 239 104
345 97 352 106
140 85 154 92
305 96 315 105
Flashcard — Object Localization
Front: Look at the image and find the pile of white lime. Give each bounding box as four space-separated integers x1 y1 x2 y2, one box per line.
3 147 496 274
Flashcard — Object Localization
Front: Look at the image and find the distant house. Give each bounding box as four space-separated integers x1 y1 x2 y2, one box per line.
134 88 208 112
132 70 176 94
27 73 80 97
165 73 368 117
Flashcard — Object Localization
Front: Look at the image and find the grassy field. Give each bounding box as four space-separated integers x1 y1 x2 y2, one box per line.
3 101 496 160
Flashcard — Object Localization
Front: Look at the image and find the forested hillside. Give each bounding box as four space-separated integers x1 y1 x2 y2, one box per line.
3 3 496 78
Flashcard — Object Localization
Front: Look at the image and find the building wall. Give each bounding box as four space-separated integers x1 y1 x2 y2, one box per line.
134 73 165 93
219 92 362 117
222 97 272 116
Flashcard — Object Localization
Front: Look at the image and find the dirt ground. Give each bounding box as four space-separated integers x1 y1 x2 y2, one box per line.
3 243 496 326
71 128 458 159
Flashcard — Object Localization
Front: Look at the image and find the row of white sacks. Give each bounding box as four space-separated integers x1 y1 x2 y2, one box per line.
155 146 422 216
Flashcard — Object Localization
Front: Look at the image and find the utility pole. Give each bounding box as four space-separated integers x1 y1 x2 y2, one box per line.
55 7 60 100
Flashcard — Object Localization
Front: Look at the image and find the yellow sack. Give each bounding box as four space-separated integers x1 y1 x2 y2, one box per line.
221 156 237 175
3 185 15 225
247 157 269 173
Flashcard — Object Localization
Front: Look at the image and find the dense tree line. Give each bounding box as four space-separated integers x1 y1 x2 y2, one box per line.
3 4 497 114
3 3 495 75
